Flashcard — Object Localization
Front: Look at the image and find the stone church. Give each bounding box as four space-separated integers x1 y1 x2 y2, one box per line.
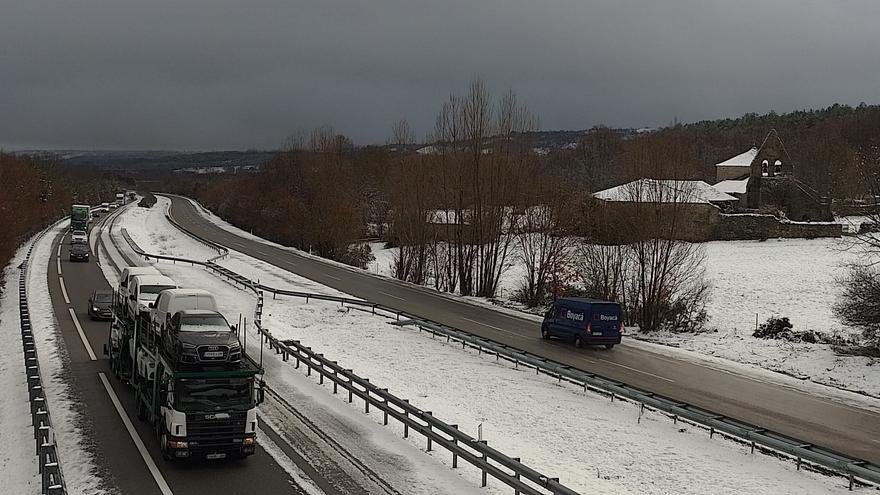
715 130 832 222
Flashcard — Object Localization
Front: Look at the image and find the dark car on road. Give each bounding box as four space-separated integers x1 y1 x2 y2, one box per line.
88 290 114 320
162 310 242 366
541 297 622 349
69 243 90 262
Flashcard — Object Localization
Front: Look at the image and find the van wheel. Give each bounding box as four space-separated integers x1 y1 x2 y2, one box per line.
540 326 550 340
604 344 615 350
574 335 584 348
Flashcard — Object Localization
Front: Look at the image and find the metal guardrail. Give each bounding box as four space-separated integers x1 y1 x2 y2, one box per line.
117 213 584 494
19 222 67 494
131 201 880 491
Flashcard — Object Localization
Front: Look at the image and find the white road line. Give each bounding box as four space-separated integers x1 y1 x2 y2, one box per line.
595 358 675 383
68 307 97 361
59 277 71 304
57 257 62 275
256 250 272 256
325 274 342 281
461 317 523 338
57 245 61 257
378 291 406 301
98 373 173 495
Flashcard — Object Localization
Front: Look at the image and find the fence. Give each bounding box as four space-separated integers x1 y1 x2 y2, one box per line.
18 223 67 494
128 201 880 491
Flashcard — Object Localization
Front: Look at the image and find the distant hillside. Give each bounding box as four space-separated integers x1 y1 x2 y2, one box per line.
13 149 276 172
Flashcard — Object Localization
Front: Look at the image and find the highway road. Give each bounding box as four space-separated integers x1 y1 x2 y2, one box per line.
169 194 880 465
46 212 302 494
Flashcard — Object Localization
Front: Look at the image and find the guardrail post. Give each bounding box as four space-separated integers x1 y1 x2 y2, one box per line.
381 389 389 425
451 424 458 468
364 379 370 414
346 371 353 403
403 399 410 438
424 412 432 451
511 457 523 494
479 440 488 487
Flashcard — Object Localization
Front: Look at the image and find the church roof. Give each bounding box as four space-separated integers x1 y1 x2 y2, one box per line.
716 147 758 168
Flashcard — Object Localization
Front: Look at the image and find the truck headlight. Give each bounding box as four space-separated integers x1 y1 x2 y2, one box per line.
167 440 188 449
242 437 255 445
181 342 197 350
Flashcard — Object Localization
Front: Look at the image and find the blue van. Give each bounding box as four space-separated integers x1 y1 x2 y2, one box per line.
541 297 622 349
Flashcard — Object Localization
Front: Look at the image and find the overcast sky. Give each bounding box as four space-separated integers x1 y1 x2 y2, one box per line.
2 1 879 150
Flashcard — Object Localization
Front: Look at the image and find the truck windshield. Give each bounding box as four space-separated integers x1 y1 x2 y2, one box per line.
176 378 253 412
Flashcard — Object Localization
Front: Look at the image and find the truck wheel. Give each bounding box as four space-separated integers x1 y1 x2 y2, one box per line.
574 335 584 348
604 344 615 350
540 325 550 340
160 432 173 461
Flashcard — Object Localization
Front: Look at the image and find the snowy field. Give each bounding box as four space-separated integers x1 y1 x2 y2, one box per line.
111 198 864 494
365 233 880 397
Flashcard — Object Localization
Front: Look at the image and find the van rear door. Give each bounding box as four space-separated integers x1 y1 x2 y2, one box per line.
588 303 621 337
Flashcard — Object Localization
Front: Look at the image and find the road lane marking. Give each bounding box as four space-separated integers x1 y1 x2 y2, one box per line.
256 250 272 256
594 358 675 383
57 257 62 275
378 291 406 301
98 372 173 495
59 277 71 304
68 307 97 361
57 245 61 257
325 274 341 281
461 317 524 338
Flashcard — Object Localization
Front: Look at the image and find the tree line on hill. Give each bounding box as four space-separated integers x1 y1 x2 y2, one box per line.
0 153 120 277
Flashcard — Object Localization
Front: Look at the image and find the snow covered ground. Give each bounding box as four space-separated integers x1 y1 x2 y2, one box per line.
0 238 42 494
28 222 106 495
364 234 880 397
113 198 482 494
112 199 864 494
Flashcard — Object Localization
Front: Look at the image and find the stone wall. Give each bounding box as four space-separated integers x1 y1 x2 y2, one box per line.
714 213 842 240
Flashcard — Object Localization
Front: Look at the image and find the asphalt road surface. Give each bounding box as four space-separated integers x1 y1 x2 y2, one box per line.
168 194 880 465
46 213 301 494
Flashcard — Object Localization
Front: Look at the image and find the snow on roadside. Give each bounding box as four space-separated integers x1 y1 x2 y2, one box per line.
28 222 105 495
365 236 880 398
0 239 42 494
259 296 852 495
114 203 483 495
136 201 857 494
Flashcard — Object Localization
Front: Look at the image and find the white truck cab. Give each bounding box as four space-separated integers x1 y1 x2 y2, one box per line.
128 275 177 319
151 289 218 337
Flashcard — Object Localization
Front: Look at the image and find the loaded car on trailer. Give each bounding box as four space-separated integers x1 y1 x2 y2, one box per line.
540 297 623 349
107 267 265 461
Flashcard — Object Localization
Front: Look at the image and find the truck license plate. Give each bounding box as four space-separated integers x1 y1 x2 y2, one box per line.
203 351 224 358
206 453 227 460
592 332 603 336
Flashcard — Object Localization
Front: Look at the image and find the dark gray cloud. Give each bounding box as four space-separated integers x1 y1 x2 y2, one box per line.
2 0 879 150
